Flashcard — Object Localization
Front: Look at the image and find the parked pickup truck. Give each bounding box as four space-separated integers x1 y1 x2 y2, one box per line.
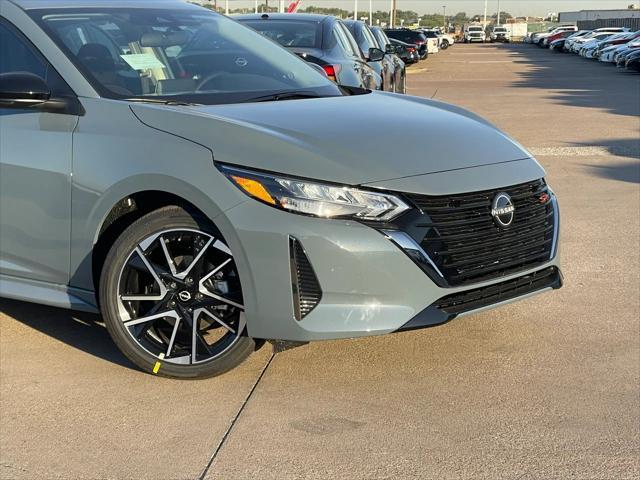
490 26 511 43
464 25 486 43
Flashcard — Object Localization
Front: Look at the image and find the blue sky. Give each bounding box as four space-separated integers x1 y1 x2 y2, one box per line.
210 1 635 17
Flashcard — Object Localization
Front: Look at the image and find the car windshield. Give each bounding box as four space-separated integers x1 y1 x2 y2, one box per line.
469 27 483 32
494 28 507 32
30 6 341 104
239 20 320 48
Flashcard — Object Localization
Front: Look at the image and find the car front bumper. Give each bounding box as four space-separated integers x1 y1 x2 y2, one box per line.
215 184 562 342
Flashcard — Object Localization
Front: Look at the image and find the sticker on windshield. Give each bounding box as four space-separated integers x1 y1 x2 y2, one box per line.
120 54 165 70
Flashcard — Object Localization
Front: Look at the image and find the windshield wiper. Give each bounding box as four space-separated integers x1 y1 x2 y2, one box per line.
241 91 328 103
124 98 200 106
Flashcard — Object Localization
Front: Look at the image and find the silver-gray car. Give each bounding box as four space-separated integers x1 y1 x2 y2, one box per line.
0 0 562 379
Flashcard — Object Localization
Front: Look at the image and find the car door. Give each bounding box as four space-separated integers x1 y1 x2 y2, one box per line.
0 19 78 285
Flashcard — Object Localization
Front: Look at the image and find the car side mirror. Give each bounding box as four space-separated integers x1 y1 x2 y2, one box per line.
0 72 84 115
0 72 50 107
368 47 385 62
385 44 396 54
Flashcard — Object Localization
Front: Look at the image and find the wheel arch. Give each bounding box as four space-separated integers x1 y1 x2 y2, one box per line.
86 174 239 301
92 190 203 299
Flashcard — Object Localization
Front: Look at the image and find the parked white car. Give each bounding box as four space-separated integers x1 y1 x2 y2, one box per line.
438 32 455 49
575 33 614 54
489 26 511 43
464 25 486 43
533 25 577 46
569 27 630 52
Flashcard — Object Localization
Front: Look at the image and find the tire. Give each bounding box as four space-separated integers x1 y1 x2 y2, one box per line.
99 206 255 379
441 40 449 50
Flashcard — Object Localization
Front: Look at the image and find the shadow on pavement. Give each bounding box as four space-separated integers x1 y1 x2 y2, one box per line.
577 138 640 183
0 298 135 370
584 160 640 184
503 43 640 118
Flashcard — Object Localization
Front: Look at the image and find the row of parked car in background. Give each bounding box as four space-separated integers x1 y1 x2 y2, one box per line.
236 14 454 94
525 25 640 72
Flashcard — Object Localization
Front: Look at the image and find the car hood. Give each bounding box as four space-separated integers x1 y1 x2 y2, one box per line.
131 92 535 187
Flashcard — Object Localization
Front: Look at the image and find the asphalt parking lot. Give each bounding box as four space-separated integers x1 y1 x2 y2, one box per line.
1 43 639 480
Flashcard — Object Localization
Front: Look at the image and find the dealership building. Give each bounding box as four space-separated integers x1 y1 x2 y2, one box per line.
558 8 640 30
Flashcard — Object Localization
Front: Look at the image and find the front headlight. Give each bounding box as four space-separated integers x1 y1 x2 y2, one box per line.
218 164 410 222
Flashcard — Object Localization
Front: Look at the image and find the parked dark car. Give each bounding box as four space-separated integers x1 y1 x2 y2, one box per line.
371 26 407 93
389 38 419 64
385 28 428 59
625 49 640 71
343 20 392 92
237 13 379 90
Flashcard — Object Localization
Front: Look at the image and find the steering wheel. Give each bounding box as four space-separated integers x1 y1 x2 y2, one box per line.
196 72 227 92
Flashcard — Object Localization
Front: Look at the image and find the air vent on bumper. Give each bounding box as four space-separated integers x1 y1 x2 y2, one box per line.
289 237 322 321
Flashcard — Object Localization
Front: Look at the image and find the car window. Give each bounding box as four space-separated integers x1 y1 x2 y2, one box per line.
361 25 380 51
0 20 73 96
338 22 362 58
0 21 47 77
240 20 320 48
30 7 340 103
333 23 355 57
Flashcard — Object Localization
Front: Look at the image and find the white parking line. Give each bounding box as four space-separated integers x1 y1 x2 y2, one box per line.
529 146 639 157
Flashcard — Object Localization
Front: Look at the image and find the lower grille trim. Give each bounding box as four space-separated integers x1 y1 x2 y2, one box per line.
395 266 562 332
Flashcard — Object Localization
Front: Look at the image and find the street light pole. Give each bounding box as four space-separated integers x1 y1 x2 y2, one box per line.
354 0 358 20
370 0 373 26
483 0 488 26
225 0 229 15
390 0 397 28
442 5 446 30
497 0 501 25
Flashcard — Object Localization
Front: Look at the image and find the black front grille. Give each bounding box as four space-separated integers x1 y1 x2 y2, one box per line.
289 237 322 321
405 179 555 286
436 267 561 315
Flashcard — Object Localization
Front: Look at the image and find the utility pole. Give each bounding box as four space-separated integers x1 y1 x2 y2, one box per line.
483 0 488 26
497 0 501 25
265 0 269 13
442 5 446 30
390 0 397 28
254 0 258 13
225 0 229 15
279 0 284 13
354 0 358 20
369 0 373 26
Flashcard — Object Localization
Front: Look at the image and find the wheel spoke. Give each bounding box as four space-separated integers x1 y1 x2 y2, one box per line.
124 310 180 327
199 290 244 310
198 258 244 310
199 258 232 285
165 316 181 358
160 235 179 277
121 247 168 301
194 307 236 334
172 236 214 280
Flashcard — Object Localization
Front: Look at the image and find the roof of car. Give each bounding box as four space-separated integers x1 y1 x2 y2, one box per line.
234 13 331 23
11 0 199 10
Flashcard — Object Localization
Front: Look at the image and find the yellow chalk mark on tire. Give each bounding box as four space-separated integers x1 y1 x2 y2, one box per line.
153 353 165 374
